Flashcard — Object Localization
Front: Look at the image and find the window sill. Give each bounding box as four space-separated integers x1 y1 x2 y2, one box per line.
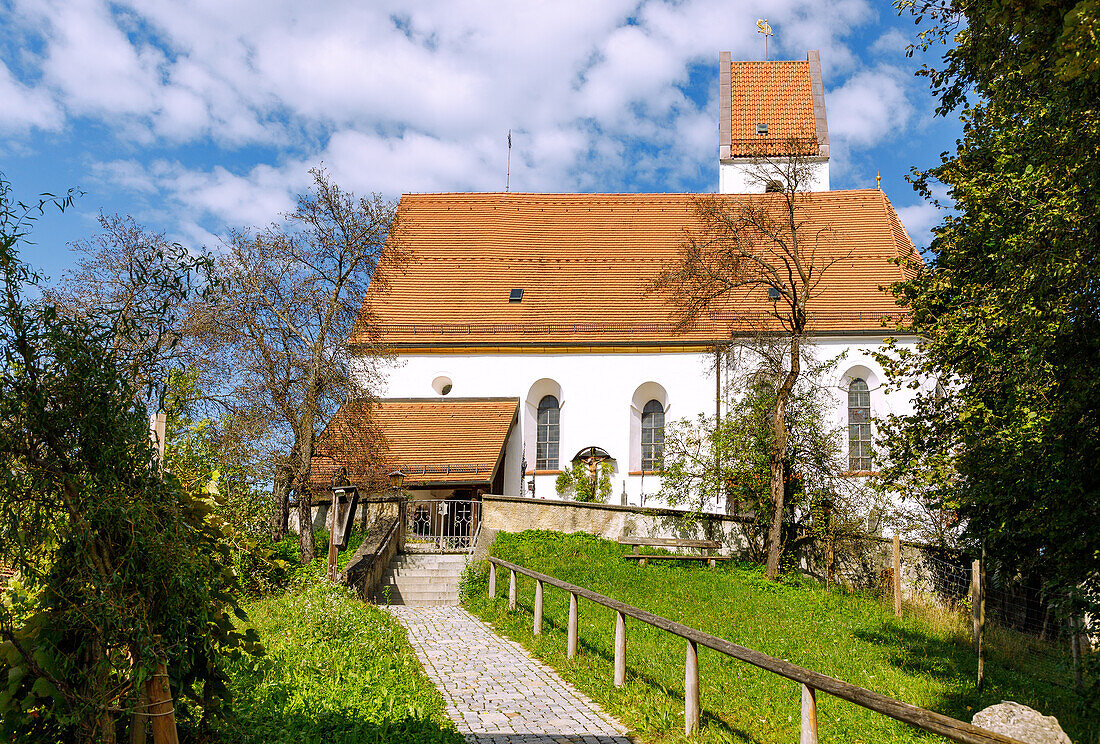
526 470 563 476
628 471 663 476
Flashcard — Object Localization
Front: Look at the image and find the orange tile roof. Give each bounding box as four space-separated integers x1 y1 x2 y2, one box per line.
355 190 921 349
312 398 519 490
722 53 823 158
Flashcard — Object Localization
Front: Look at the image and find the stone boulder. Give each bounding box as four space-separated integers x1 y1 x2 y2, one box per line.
972 701 1071 744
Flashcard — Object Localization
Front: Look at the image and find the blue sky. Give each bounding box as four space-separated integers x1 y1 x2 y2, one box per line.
0 0 957 283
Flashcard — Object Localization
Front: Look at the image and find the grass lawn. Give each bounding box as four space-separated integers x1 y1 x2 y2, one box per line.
462 530 1093 744
213 533 464 744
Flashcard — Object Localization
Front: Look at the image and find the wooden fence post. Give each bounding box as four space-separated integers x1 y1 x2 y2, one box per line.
567 592 578 659
685 639 700 735
801 684 818 744
508 569 517 611
534 579 543 635
971 553 985 690
146 660 179 744
892 534 902 619
614 610 626 687
488 562 497 598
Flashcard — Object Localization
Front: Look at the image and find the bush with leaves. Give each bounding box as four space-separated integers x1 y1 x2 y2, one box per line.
162 367 288 596
660 363 877 569
0 175 262 743
555 461 614 503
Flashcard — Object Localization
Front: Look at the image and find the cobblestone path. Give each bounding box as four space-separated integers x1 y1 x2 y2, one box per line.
386 606 632 744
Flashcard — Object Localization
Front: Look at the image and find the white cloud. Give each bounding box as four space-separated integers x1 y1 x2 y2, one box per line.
896 201 940 250
871 29 910 57
0 60 61 132
8 0 941 236
828 65 915 148
32 0 165 117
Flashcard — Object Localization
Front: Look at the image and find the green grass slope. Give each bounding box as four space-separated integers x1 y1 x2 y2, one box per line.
214 536 463 744
462 530 1092 744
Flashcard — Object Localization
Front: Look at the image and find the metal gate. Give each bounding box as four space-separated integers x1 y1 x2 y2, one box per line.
405 499 481 552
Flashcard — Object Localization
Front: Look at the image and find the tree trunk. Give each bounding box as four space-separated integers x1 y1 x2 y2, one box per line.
297 425 317 565
765 336 801 580
270 464 292 541
296 492 315 564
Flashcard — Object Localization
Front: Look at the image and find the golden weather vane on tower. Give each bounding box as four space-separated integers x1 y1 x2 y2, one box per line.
756 19 773 61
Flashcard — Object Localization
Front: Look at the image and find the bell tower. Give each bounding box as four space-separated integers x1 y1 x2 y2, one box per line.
717 50 830 193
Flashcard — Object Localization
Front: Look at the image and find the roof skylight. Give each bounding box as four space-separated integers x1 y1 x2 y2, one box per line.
509 288 524 302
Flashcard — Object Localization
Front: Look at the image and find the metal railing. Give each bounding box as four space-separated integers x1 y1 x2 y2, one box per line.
405 499 481 552
487 556 1026 744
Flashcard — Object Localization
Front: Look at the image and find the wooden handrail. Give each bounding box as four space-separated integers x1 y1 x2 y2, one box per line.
487 556 1026 744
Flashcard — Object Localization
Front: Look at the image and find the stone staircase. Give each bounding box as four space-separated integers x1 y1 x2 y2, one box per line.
377 553 468 606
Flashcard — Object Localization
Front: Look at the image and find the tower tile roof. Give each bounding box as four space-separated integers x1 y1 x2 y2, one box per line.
719 51 829 159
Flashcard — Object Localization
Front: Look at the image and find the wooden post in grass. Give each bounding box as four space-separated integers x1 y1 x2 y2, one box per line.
509 569 517 610
614 611 626 687
685 639 700 735
326 493 340 583
892 535 902 619
971 551 986 691
489 562 497 598
567 592 578 658
534 579 543 635
801 684 818 744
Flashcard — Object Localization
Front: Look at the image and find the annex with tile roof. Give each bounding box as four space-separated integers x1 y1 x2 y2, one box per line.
353 188 918 352
312 398 519 493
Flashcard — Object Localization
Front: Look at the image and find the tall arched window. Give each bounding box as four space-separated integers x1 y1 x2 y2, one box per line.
641 399 665 471
848 378 872 471
536 395 560 470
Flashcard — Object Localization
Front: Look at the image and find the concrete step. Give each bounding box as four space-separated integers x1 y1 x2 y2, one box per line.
377 586 460 605
373 552 469 606
382 572 461 583
385 567 465 578
382 573 460 584
394 557 469 569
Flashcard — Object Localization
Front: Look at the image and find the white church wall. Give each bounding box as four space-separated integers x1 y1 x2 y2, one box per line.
719 158 830 193
356 334 922 514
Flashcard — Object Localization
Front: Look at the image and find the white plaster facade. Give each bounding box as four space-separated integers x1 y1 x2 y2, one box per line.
359 334 922 511
719 157 830 193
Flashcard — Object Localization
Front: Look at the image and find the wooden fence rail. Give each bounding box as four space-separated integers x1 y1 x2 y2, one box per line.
486 557 1026 744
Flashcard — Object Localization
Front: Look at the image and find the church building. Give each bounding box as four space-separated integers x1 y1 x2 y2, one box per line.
312 50 923 529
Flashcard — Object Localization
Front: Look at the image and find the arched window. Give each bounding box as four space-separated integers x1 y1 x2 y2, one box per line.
641 399 665 471
536 395 560 470
848 378 872 471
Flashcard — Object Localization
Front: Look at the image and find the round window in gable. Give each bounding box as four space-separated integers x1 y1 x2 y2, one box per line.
765 180 784 193
432 376 453 396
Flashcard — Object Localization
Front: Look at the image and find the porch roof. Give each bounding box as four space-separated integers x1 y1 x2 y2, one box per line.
312 397 519 492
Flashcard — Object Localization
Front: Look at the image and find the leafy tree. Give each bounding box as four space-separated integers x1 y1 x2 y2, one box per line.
162 368 286 595
0 175 260 743
652 149 850 579
878 1 1100 613
46 213 210 398
660 353 876 567
191 168 403 563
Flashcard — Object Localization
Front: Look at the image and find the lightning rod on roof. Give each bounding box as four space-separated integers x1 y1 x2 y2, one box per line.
506 129 512 193
757 19 773 61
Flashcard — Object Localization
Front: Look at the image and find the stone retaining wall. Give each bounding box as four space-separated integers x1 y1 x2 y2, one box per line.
480 495 756 554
